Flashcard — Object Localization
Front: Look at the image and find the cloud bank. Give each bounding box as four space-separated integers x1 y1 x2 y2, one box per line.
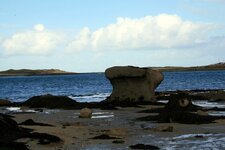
0 14 222 56
2 24 63 55
68 14 214 52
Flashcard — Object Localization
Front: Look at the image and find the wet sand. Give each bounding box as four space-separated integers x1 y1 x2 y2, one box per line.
5 105 225 149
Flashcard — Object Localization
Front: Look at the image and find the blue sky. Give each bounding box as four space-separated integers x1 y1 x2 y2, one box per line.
1 0 225 72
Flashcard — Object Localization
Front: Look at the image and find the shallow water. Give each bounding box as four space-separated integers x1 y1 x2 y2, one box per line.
1 70 225 102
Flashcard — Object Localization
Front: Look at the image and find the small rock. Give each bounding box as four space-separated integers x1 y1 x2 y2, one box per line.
79 108 92 118
130 144 160 149
152 126 173 132
195 135 204 138
91 134 120 140
112 140 125 144
106 128 127 137
197 110 208 116
34 108 43 112
19 119 54 126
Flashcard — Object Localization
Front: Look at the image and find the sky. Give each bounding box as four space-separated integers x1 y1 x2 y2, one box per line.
1 0 225 72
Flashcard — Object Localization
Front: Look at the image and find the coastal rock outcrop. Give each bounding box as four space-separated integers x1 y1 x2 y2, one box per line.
137 93 225 124
0 113 61 149
105 66 164 102
22 94 78 109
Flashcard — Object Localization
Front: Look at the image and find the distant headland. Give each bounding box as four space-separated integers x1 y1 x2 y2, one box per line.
0 69 76 77
0 62 225 77
152 62 225 72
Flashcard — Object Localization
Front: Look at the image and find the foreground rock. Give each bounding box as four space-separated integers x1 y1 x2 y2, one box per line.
79 108 92 118
138 93 225 124
0 113 61 149
0 113 25 143
105 66 163 102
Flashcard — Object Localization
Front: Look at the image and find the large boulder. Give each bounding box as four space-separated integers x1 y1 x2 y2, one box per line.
22 94 77 109
0 113 61 149
0 114 22 142
105 66 164 102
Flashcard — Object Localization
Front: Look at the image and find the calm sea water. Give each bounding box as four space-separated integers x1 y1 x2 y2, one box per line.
0 70 225 102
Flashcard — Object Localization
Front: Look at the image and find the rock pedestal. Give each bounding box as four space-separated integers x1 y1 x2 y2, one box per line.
105 66 164 102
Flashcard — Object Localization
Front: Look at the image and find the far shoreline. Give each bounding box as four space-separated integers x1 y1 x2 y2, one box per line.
0 62 225 77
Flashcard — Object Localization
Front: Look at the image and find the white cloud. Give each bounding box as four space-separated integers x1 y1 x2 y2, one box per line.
0 14 223 58
67 14 215 52
66 27 91 52
34 24 45 31
2 24 63 55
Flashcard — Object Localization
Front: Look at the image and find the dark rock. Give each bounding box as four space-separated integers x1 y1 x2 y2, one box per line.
21 94 115 110
20 93 166 110
30 132 61 145
137 107 165 113
130 144 160 149
137 115 159 122
105 66 163 102
0 142 29 150
0 113 25 142
157 95 225 124
34 108 44 112
161 111 222 124
137 95 225 124
19 119 54 127
112 140 125 144
0 113 62 149
0 99 12 106
164 93 201 111
22 94 78 109
91 134 120 140
0 113 29 148
195 135 204 138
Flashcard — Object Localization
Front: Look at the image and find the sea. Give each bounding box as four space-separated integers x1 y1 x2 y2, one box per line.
0 70 225 102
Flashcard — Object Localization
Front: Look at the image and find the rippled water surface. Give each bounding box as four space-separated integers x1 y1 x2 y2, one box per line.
0 70 225 102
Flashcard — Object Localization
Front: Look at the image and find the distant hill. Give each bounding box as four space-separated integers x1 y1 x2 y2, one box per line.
1 62 225 77
0 69 77 76
152 62 225 72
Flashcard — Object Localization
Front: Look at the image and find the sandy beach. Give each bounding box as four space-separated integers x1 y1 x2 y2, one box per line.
1 102 224 150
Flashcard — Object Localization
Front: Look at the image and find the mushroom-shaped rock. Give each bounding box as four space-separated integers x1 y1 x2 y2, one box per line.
105 66 164 102
79 108 92 118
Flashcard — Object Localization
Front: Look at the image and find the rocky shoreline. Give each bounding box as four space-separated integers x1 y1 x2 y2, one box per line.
1 89 225 149
1 66 225 149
